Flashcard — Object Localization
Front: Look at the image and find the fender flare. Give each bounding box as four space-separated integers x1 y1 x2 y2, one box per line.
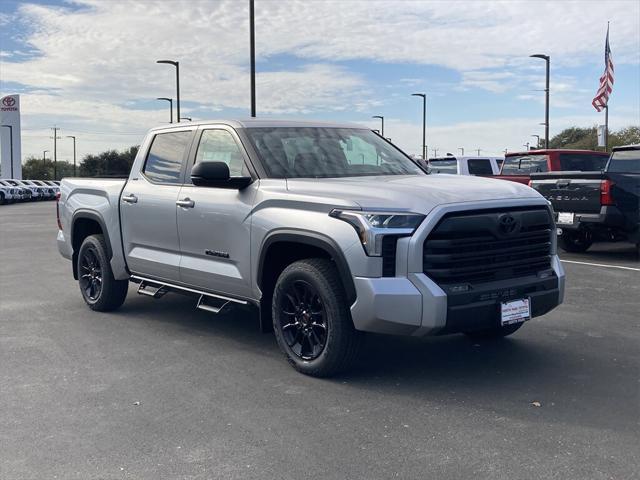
258 230 357 305
70 210 113 279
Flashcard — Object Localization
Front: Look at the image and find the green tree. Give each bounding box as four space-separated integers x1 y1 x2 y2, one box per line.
78 146 139 177
21 156 74 180
549 125 639 151
609 126 640 149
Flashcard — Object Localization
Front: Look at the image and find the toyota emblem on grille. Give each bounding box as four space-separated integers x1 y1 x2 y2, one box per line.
498 214 520 235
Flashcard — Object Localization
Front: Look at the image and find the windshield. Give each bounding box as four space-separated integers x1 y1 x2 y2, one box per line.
608 150 640 173
559 153 608 171
501 154 548 174
428 159 458 174
244 127 423 178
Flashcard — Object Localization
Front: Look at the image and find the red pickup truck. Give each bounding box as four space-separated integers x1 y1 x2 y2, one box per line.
496 149 610 185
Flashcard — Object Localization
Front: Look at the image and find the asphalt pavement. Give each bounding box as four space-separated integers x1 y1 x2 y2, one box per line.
1 202 638 480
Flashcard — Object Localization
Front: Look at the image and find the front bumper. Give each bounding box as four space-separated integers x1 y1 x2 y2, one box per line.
350 254 564 336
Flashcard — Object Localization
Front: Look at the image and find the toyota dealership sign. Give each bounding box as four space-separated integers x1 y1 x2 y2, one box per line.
0 94 22 179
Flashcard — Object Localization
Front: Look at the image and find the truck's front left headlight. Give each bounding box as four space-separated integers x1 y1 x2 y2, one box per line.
329 209 425 256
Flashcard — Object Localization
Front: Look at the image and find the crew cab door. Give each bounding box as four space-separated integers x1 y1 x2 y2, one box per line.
177 126 258 298
120 128 195 281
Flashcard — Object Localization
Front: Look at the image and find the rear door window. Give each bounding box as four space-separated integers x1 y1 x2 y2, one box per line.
429 159 458 174
467 159 494 175
501 154 548 174
607 150 640 173
143 131 193 184
559 153 608 171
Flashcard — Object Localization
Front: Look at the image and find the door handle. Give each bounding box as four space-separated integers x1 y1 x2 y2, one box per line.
122 193 138 203
176 198 195 208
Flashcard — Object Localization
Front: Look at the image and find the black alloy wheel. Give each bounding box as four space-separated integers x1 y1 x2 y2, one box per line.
278 279 328 360
272 258 362 377
79 246 103 301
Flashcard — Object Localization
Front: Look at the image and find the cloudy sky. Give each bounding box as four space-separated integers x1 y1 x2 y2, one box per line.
1 0 639 163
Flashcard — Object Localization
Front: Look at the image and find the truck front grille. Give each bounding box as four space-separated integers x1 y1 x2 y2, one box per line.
423 207 553 286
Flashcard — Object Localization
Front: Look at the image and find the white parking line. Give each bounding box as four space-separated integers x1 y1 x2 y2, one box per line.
561 259 640 272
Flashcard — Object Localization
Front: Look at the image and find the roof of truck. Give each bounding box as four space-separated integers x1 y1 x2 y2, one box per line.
149 119 366 132
505 149 609 156
612 144 640 151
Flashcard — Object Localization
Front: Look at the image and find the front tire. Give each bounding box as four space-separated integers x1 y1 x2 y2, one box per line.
272 258 361 377
77 234 128 311
559 229 593 253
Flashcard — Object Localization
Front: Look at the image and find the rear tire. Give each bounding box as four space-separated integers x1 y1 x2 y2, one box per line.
559 229 593 253
465 322 523 340
77 234 128 311
272 258 362 377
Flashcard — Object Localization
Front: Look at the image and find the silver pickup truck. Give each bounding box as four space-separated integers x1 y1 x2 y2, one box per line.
57 119 565 376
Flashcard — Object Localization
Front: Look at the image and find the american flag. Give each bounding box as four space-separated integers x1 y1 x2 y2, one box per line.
592 25 614 112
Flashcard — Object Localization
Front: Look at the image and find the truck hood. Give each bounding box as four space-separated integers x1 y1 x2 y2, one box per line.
285 174 542 214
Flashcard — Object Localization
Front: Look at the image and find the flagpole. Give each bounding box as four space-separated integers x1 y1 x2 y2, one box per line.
605 21 609 152
604 105 609 151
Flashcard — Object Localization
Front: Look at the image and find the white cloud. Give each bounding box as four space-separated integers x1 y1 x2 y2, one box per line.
0 0 638 161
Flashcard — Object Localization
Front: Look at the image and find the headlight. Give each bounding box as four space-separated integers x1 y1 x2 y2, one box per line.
329 209 425 256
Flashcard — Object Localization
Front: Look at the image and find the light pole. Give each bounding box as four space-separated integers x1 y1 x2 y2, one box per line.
476 148 481 156
156 60 180 122
458 147 464 156
530 54 550 148
157 97 173 123
531 134 540 149
67 136 77 176
411 93 426 159
249 0 256 117
1 125 14 178
372 115 384 137
180 117 192 122
43 150 49 177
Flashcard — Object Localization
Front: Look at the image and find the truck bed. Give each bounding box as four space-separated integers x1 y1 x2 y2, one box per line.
58 177 129 279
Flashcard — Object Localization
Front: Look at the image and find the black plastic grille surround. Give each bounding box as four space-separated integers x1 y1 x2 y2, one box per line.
381 236 398 277
423 207 553 286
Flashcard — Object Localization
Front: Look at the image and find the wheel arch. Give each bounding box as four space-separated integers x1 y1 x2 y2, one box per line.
70 211 112 279
256 231 357 333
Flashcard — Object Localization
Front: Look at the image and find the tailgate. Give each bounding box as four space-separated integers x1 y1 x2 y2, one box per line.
531 172 604 214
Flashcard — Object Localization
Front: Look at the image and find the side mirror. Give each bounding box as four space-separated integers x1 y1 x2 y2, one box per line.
190 161 252 189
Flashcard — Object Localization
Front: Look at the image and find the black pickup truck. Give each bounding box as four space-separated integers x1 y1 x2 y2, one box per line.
530 145 640 253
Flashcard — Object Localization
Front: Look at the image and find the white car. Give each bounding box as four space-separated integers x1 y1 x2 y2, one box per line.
4 179 44 200
0 179 30 201
428 156 503 176
28 180 57 199
42 180 61 195
0 182 19 204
